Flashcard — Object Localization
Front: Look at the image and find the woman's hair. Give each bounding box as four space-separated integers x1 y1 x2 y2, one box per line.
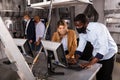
57 20 68 39
57 20 67 28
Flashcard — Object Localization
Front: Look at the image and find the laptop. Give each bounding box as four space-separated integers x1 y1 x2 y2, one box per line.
41 40 84 71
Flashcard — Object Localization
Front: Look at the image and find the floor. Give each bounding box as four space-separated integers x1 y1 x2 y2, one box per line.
0 54 120 80
93 54 120 80
112 54 120 80
0 58 20 80
0 53 47 80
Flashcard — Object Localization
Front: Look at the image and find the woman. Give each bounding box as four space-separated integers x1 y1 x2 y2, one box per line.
52 20 77 60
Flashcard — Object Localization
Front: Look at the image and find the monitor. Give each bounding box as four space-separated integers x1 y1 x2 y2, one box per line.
14 38 33 57
41 40 68 67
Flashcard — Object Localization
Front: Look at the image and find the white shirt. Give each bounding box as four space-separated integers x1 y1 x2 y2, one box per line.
77 22 118 60
35 21 45 41
25 19 30 35
61 35 68 51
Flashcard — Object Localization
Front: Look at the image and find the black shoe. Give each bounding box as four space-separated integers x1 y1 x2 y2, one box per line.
3 60 11 65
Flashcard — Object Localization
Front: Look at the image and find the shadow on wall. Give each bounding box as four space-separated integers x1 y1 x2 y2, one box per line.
84 4 99 22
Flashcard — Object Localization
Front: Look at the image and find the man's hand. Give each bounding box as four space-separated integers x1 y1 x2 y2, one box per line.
35 41 40 46
29 40 33 43
80 62 92 69
80 57 99 69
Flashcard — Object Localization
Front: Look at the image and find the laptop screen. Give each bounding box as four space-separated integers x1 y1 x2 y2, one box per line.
56 43 68 67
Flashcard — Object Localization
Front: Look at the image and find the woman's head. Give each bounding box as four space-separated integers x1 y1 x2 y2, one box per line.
57 20 68 35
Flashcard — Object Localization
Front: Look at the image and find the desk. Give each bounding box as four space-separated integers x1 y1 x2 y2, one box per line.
48 61 102 80
24 51 102 80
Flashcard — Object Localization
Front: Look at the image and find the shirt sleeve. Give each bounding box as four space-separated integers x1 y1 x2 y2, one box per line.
36 22 45 41
95 24 109 57
76 34 87 53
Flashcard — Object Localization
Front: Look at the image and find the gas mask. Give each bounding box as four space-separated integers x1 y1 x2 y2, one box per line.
76 26 86 34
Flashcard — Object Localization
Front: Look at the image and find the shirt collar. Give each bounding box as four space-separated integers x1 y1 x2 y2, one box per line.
86 23 91 32
27 19 30 23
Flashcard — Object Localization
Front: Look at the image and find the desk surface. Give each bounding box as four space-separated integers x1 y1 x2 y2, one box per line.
48 61 102 80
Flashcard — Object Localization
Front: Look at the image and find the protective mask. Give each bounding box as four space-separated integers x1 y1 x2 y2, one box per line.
24 19 28 22
76 27 86 34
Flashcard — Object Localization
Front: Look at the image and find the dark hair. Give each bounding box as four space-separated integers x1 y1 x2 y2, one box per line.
74 14 88 24
57 20 67 28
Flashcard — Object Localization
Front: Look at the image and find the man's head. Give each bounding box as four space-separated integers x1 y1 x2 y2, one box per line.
34 16 40 23
23 14 30 22
74 14 88 33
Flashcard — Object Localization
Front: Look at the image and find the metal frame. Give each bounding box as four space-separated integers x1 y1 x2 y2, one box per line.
28 0 92 9
0 17 35 80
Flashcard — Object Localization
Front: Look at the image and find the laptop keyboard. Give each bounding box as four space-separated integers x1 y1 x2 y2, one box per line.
67 64 85 71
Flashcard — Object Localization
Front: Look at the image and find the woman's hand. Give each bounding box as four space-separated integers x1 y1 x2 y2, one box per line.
66 54 71 59
67 58 77 65
29 40 33 43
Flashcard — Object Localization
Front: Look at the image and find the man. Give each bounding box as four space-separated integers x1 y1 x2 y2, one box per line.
34 16 45 51
74 14 118 80
23 14 36 51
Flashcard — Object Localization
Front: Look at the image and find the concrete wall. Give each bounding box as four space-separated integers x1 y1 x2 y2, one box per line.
93 0 105 23
105 0 120 10
50 0 105 39
0 0 105 39
75 0 105 23
105 0 120 52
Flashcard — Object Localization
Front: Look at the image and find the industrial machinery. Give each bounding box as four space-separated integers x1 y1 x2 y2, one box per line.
0 0 92 80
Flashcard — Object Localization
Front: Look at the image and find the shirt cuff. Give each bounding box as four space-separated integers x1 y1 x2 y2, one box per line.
75 51 83 56
95 53 104 59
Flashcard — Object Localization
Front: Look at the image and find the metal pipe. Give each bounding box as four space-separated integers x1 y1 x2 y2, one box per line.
27 0 31 6
31 0 53 70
